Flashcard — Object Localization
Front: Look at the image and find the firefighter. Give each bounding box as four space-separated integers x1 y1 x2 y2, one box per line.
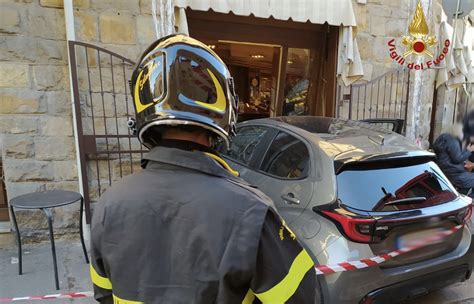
90 34 317 303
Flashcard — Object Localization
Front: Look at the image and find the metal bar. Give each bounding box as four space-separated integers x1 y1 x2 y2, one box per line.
453 88 459 124
87 149 149 154
392 70 400 117
385 72 393 118
465 89 469 116
369 82 375 119
85 47 101 202
397 71 403 119
336 83 341 118
69 41 135 64
122 60 134 174
348 85 353 120
69 41 92 222
356 86 360 120
403 70 411 135
399 70 407 119
86 134 137 139
351 67 400 88
43 208 59 290
97 49 112 188
10 205 22 275
381 74 387 119
363 84 368 119
429 86 439 145
79 198 89 264
110 55 123 178
376 79 381 118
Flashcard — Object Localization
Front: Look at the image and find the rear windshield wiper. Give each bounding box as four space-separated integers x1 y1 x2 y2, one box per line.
384 197 426 206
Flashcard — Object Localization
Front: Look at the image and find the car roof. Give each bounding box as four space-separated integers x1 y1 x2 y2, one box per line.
238 116 434 167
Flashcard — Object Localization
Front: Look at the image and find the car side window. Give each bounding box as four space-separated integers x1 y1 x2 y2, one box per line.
225 126 269 165
260 132 310 179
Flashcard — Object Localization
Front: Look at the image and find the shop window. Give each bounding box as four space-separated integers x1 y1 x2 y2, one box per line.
283 48 312 116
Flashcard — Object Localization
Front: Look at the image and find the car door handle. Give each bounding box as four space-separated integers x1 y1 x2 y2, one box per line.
281 193 300 205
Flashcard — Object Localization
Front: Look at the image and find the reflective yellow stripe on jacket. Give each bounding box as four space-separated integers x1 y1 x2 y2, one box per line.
90 265 143 303
245 249 314 304
90 264 112 290
113 294 143 304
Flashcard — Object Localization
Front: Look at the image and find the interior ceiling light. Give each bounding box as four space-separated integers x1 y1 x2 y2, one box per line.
287 60 294 64
207 44 216 49
251 54 264 59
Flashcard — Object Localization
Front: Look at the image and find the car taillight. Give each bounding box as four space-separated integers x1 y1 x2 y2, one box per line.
464 204 472 223
321 210 376 243
458 195 472 224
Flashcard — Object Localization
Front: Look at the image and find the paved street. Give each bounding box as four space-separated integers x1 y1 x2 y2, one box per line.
0 241 93 303
0 240 473 303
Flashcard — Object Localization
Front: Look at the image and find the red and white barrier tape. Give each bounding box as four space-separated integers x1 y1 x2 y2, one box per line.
315 224 463 275
0 225 464 301
0 292 93 302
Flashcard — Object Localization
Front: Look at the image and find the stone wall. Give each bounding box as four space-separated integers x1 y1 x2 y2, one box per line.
351 0 442 147
0 0 162 241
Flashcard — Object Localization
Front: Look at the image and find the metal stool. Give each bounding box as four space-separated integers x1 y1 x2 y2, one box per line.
9 190 89 290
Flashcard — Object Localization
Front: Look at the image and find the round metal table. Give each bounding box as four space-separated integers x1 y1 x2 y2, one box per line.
9 190 89 290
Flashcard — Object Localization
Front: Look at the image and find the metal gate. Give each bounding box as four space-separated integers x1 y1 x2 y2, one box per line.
69 41 145 222
336 68 411 134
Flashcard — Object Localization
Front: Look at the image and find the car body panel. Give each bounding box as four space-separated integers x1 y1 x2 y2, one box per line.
221 116 473 303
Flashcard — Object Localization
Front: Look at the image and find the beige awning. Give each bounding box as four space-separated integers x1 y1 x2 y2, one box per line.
174 0 357 26
436 16 473 90
337 26 364 86
173 0 363 85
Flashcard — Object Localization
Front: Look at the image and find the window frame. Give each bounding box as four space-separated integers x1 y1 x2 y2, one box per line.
256 126 313 181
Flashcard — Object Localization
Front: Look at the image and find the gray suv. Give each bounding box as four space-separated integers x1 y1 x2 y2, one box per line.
218 116 474 304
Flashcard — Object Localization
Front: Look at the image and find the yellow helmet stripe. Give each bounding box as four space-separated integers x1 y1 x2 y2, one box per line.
194 69 226 113
134 69 154 114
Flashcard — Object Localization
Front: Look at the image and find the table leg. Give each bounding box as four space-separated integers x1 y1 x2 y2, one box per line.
79 198 89 264
42 208 59 290
10 205 22 275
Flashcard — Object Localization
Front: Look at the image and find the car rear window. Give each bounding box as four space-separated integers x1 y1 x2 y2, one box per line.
336 161 457 211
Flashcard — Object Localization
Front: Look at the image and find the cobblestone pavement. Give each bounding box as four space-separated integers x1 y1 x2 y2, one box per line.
0 240 473 303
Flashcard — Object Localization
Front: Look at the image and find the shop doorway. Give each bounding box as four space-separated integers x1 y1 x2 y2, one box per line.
187 10 339 119
207 41 277 121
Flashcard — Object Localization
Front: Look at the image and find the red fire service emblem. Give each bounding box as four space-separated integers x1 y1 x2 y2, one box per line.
387 1 450 70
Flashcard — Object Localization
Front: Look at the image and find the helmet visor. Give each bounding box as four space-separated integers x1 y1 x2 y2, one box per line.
170 48 229 115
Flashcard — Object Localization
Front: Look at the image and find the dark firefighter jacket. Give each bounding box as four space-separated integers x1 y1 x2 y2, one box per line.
90 144 316 304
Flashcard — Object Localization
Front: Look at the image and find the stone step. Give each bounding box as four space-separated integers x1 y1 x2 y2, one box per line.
0 221 11 233
0 221 14 249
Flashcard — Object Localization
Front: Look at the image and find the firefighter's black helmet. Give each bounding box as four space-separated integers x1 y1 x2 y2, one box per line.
130 34 238 149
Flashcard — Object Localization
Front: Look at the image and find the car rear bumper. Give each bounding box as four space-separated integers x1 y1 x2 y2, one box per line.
360 264 471 304
315 226 474 304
